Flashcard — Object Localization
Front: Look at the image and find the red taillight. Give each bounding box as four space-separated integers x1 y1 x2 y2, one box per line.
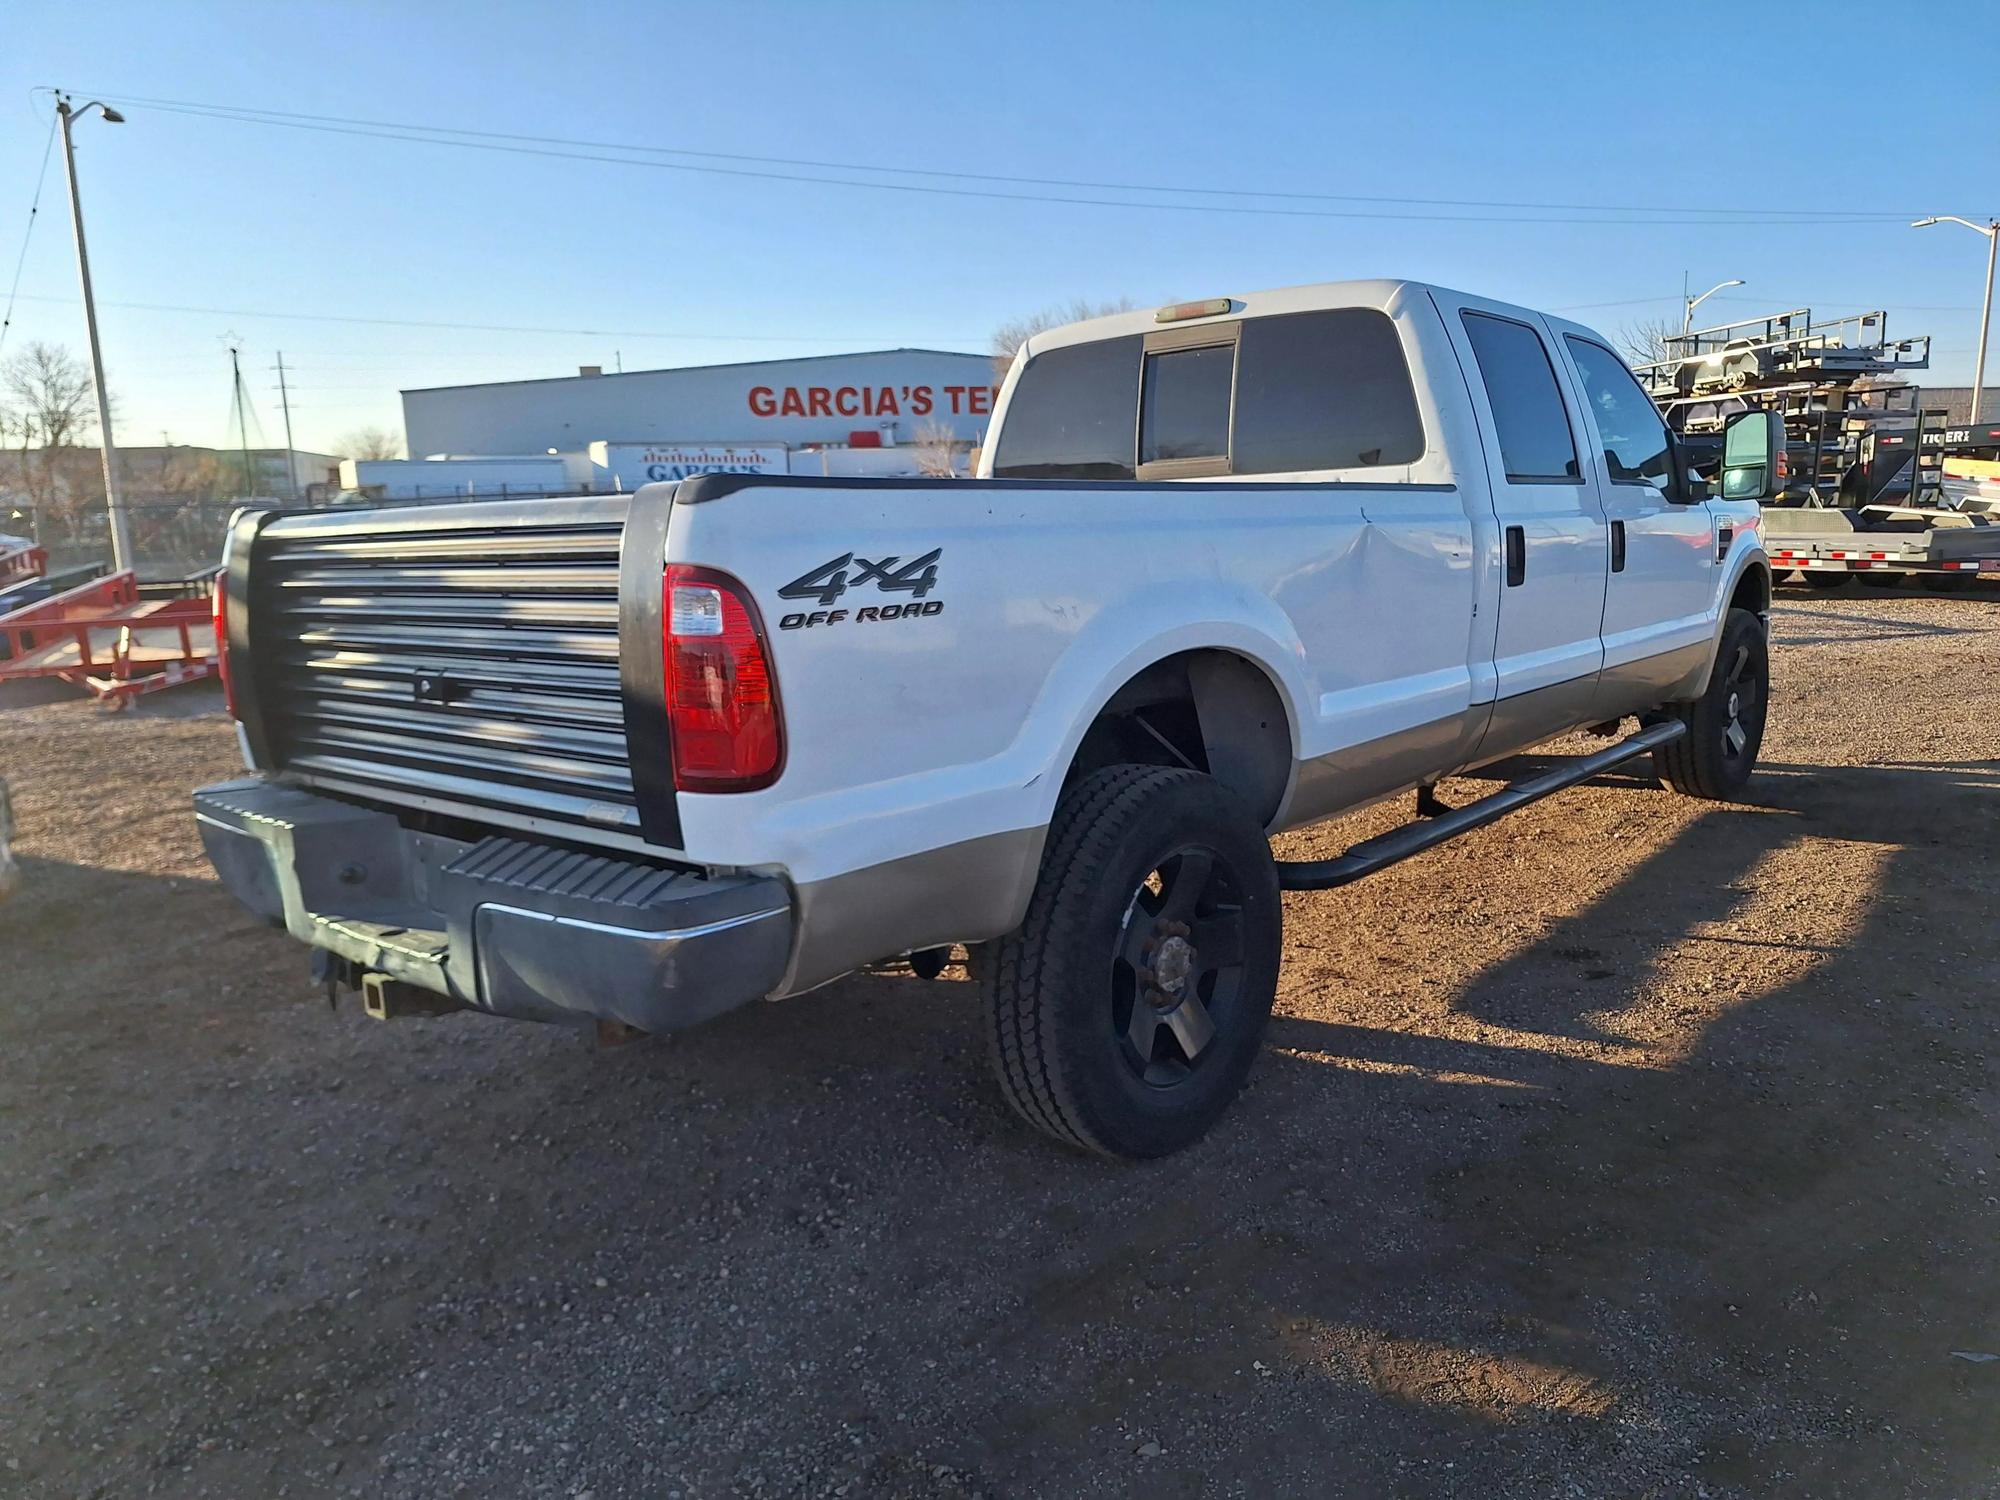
664 565 782 792
211 570 237 719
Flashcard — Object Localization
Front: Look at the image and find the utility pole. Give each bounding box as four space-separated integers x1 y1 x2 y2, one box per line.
1912 217 1999 423
54 93 132 572
274 351 299 500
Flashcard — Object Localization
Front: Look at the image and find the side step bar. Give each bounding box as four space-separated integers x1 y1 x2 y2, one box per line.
1274 719 1687 892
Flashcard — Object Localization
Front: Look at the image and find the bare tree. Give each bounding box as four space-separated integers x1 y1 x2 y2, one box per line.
912 419 965 478
2 341 95 443
339 426 404 461
1616 318 1677 369
992 296 1139 380
1 342 101 540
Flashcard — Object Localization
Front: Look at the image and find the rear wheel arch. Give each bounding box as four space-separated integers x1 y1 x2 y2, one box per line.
1062 649 1295 827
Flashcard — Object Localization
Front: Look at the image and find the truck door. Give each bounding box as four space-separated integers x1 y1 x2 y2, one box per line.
1554 334 1717 713
1435 294 1609 744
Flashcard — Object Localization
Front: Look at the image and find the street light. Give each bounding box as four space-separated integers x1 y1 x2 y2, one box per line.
54 92 133 574
1683 278 1746 337
1912 215 1999 424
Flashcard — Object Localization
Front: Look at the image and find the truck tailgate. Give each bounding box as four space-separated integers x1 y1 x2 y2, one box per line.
233 495 657 854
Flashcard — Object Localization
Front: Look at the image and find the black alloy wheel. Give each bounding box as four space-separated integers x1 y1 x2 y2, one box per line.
1111 845 1249 1088
976 766 1282 1158
1654 606 1769 801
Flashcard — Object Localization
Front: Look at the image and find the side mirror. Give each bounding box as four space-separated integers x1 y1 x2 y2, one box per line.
1720 410 1785 500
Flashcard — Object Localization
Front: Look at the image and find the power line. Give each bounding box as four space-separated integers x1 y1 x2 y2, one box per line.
1550 296 1681 312
1706 293 1978 312
5 290 983 344
82 89 1936 222
75 91 1925 228
1554 292 1980 314
0 112 60 360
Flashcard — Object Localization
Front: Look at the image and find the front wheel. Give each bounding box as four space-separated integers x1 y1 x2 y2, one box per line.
974 766 1282 1158
1654 607 1769 800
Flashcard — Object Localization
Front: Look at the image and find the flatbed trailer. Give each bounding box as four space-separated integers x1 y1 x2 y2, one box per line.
0 569 218 704
1765 491 2000 585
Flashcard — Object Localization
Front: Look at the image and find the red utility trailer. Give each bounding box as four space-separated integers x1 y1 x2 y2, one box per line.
0 569 218 706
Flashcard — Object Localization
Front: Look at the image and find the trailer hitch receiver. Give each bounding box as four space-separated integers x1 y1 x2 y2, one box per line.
360 971 464 1021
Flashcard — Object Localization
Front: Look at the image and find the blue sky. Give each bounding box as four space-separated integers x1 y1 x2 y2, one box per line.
6 0 1998 455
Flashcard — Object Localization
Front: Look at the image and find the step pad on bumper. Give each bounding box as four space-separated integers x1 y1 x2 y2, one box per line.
193 778 792 1032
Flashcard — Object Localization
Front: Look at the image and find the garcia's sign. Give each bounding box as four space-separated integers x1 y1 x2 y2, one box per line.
596 443 789 487
747 384 998 419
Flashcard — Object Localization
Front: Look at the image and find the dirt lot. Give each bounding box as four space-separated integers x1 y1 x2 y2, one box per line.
3 591 1997 1499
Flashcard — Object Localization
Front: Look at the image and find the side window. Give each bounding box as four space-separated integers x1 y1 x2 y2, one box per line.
1233 309 1425 472
1565 336 1674 494
1460 312 1580 482
990 335 1142 479
1139 343 1233 464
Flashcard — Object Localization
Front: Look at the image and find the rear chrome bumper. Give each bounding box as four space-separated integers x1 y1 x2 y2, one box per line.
194 777 791 1032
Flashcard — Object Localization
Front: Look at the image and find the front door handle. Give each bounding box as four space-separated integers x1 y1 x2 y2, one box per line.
1611 520 1627 573
1504 525 1526 587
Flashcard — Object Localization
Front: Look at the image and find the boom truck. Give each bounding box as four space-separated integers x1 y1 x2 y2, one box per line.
196 280 1780 1157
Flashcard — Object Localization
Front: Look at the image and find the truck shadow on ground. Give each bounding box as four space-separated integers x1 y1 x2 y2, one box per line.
628 751 1994 1492
1207 754 2000 1495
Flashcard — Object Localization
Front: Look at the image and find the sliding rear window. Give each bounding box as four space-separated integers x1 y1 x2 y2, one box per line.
991 309 1424 480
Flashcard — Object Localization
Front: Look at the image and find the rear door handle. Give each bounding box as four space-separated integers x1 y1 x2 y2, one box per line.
1610 520 1627 573
1504 525 1526 587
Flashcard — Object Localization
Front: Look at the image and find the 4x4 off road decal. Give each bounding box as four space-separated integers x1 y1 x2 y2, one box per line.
776 548 945 630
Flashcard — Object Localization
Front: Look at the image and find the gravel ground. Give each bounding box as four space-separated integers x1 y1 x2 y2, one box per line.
2 590 1997 1499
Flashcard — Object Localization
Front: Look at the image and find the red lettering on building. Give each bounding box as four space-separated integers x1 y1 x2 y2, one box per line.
751 381 973 424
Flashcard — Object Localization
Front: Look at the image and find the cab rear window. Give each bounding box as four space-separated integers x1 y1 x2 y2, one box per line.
991 309 1424 480
989 335 1143 479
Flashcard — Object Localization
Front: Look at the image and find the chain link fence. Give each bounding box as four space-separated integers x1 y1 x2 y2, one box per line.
10 489 590 586
8 499 240 585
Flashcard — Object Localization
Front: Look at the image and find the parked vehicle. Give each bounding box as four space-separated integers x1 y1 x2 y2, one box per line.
195 279 1779 1156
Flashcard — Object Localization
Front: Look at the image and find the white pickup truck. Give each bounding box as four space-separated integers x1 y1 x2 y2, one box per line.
197 278 1778 1157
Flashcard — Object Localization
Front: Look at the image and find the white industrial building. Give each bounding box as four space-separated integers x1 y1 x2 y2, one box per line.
384 348 997 496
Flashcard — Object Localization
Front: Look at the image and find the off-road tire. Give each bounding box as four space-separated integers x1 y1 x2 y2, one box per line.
1654 607 1769 801
973 766 1282 1158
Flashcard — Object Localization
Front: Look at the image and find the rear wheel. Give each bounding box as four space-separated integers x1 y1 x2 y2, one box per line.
975 766 1282 1158
1654 607 1768 801
1801 571 1847 591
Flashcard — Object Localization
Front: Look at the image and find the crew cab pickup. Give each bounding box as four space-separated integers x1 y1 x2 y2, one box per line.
197 279 1779 1157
